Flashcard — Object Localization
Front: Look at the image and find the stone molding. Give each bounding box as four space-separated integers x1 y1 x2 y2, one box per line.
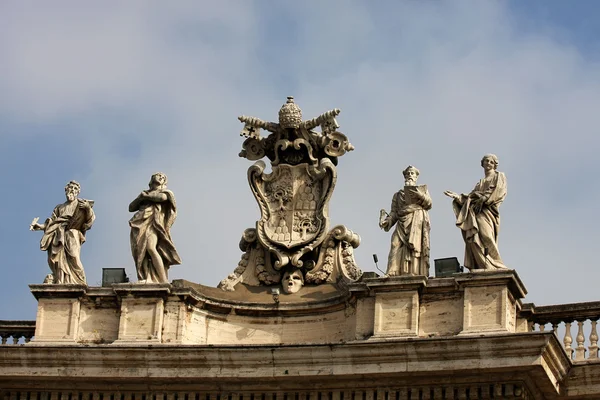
0 333 569 398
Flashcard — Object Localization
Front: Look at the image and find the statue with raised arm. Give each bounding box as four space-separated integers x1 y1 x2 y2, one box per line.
379 166 432 276
129 172 181 284
30 180 95 285
444 154 507 270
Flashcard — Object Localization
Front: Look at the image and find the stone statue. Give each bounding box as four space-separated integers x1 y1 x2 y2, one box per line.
379 166 432 276
129 172 181 284
30 180 95 285
281 269 304 294
444 154 507 270
219 96 362 292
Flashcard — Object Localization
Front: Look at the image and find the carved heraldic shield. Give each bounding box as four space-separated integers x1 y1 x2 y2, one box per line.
249 159 336 269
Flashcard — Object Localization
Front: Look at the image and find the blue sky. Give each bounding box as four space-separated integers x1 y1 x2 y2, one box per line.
1 1 600 320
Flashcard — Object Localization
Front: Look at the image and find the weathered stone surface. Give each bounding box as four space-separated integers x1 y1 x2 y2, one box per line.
0 333 569 399
26 270 530 346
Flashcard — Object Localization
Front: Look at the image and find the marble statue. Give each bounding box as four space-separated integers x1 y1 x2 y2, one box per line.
444 154 507 270
219 96 362 292
30 180 95 284
281 269 304 294
379 166 431 276
129 172 181 284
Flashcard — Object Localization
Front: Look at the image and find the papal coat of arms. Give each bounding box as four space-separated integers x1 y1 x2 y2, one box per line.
219 97 362 293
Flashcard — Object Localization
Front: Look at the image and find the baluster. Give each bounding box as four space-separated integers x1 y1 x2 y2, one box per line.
11 335 18 345
527 320 534 331
539 322 546 332
589 319 599 359
552 322 559 335
1 336 6 345
576 320 586 361
564 321 574 360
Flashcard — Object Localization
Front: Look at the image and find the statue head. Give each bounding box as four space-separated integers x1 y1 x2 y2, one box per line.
64 180 81 201
480 154 499 171
278 96 302 129
402 165 420 186
149 172 168 190
281 268 304 294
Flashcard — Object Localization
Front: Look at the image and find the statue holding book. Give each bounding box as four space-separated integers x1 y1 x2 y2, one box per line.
379 165 432 276
29 180 95 285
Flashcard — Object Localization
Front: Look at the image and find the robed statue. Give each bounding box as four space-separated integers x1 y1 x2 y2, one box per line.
444 154 507 270
379 166 432 276
30 180 95 284
129 172 181 284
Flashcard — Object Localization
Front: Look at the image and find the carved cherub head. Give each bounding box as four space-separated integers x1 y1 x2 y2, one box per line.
480 154 499 171
281 268 304 294
64 180 81 201
402 165 420 186
149 172 168 190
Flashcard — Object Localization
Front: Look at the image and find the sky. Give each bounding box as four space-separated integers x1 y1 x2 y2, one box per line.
1 1 600 320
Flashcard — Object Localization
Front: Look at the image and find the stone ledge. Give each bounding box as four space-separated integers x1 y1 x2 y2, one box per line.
0 332 569 398
112 283 172 297
455 269 527 300
29 284 87 300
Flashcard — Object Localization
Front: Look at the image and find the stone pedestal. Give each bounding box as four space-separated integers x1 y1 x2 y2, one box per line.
112 283 171 344
29 284 87 344
366 276 427 337
456 270 526 334
350 269 527 340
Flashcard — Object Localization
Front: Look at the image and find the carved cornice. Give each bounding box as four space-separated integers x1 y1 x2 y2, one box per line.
0 332 571 397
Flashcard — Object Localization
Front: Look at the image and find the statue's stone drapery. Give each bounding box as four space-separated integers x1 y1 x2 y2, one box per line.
444 154 507 270
129 172 181 284
380 166 431 276
219 97 362 292
30 181 95 284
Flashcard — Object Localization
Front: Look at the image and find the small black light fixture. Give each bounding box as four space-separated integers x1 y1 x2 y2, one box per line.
102 268 129 287
434 257 463 278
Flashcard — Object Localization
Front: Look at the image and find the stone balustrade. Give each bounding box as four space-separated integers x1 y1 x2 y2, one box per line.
522 301 600 362
0 320 35 344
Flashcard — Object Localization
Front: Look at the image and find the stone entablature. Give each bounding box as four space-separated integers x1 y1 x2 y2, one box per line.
0 332 569 399
28 270 526 346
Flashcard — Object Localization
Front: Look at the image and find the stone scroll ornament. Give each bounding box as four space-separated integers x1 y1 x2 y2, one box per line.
219 97 362 292
30 180 95 285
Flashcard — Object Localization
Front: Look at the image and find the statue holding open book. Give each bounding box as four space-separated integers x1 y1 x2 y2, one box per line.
379 166 432 276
